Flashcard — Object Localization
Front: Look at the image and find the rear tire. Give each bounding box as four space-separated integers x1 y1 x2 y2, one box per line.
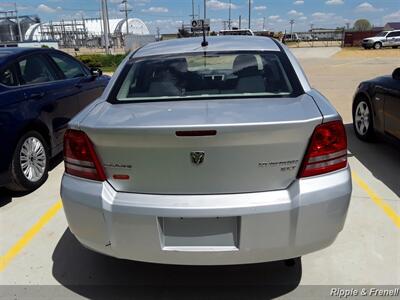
353 97 375 142
6 131 50 192
373 42 382 50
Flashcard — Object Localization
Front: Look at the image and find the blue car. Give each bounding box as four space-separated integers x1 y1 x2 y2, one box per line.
0 47 110 192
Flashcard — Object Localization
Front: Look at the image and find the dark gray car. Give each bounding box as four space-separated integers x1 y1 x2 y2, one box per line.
353 67 400 142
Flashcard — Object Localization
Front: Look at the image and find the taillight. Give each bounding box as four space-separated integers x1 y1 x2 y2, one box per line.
298 120 347 178
64 129 106 181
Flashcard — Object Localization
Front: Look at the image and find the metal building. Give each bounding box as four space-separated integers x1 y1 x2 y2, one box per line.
20 17 38 37
0 18 17 42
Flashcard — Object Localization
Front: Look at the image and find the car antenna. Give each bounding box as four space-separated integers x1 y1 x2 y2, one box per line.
201 19 208 47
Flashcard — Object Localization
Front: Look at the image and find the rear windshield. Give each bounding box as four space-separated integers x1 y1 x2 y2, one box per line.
219 30 253 36
115 51 301 102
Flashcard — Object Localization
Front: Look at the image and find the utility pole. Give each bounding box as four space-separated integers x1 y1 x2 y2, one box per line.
248 0 251 29
191 0 195 20
263 16 266 31
228 0 231 30
120 0 132 36
14 3 23 42
99 2 104 38
101 0 111 54
239 15 241 29
156 27 160 40
290 19 295 37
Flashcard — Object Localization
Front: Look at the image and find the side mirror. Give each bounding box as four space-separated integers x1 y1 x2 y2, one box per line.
392 68 400 81
90 67 103 78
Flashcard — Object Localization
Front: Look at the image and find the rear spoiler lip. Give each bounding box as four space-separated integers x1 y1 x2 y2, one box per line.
306 89 342 124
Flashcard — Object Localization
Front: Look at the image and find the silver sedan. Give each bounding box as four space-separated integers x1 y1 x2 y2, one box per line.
61 36 352 265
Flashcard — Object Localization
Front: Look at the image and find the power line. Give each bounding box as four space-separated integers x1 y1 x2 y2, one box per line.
58 8 101 12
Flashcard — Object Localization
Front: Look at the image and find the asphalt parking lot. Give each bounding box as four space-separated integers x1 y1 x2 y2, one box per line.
1 48 399 299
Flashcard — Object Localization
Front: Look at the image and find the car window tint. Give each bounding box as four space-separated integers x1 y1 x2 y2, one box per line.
375 32 388 37
0 67 17 86
387 32 400 37
18 55 56 85
117 52 295 102
50 53 86 79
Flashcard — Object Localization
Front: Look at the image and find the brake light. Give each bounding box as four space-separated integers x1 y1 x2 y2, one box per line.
298 120 347 178
64 129 106 181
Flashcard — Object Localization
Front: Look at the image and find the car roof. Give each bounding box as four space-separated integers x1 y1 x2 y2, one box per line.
0 47 54 68
133 36 281 58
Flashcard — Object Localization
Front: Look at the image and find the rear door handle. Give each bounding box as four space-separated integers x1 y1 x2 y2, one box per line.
25 92 45 100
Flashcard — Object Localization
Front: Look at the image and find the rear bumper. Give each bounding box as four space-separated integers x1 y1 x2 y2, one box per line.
61 167 352 265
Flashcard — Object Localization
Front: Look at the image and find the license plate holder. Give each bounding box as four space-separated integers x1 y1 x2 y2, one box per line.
158 217 240 251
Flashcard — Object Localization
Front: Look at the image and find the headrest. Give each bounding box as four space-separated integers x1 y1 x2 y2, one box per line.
232 54 259 74
168 58 188 73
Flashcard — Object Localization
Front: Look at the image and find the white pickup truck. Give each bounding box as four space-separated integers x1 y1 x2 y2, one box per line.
362 30 400 49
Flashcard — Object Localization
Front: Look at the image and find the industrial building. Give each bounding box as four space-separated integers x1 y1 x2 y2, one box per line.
25 18 149 47
0 15 39 43
0 15 150 49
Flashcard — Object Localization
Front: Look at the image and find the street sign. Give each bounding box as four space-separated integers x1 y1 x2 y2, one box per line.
191 19 210 32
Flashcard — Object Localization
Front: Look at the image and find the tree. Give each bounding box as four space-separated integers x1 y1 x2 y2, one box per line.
353 19 372 32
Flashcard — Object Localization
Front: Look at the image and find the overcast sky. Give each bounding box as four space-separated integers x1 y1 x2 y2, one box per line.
9 0 400 33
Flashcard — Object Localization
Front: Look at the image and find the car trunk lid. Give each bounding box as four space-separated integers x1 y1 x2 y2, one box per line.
81 95 322 194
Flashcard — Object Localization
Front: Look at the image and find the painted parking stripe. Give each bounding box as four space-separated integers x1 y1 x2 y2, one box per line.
0 200 63 272
352 172 400 229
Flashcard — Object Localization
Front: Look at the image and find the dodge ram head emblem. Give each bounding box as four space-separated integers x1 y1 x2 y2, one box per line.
190 151 205 165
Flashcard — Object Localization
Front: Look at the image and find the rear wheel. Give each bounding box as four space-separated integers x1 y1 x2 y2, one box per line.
7 131 50 192
353 98 375 142
373 42 382 50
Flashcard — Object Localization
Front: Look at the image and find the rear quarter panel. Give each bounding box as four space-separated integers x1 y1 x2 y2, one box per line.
306 89 341 123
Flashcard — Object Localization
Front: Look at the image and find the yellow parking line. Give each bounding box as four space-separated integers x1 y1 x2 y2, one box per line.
352 172 400 229
0 200 63 272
